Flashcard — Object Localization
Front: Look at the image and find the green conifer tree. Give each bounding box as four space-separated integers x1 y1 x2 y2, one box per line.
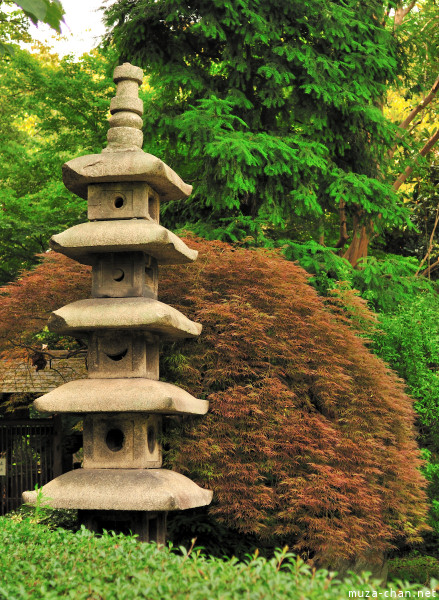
104 0 403 245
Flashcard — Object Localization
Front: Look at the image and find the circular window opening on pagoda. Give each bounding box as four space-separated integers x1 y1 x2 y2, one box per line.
112 268 125 282
105 348 128 362
106 428 125 452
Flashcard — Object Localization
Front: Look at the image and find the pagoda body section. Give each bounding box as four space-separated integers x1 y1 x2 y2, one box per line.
23 63 212 543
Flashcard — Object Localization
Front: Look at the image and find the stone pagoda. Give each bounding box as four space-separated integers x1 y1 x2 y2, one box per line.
23 63 212 543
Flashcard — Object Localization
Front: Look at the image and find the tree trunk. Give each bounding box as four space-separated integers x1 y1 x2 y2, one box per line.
344 128 439 267
343 216 371 267
393 0 417 28
335 198 349 250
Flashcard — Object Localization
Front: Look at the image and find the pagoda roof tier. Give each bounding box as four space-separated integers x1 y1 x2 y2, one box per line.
49 298 202 339
34 378 208 415
22 469 213 511
50 220 197 265
63 151 192 201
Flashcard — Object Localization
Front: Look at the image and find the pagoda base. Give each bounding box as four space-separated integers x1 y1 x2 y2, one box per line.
78 509 167 544
22 468 212 511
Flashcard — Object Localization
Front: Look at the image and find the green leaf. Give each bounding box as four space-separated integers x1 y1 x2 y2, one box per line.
14 0 64 32
42 0 64 32
14 0 47 21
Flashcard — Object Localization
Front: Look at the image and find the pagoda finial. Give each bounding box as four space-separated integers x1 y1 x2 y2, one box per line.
103 62 144 152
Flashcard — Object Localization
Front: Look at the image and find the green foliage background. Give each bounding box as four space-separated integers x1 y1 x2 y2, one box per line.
104 0 409 245
0 45 117 282
0 517 437 598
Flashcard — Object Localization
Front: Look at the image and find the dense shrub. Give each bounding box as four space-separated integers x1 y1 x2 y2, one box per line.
0 518 436 599
283 243 435 312
0 238 429 566
388 554 439 586
371 294 439 541
372 294 439 450
159 238 428 565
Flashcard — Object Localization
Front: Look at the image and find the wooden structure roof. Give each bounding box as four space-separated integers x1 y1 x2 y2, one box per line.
0 357 87 393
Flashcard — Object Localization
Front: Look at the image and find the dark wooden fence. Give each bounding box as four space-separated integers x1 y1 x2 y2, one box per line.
0 419 62 515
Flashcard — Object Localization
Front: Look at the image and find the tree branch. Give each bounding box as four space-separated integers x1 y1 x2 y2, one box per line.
388 74 439 160
394 0 418 28
408 118 423 135
399 74 439 131
416 206 439 275
420 257 439 278
393 128 439 192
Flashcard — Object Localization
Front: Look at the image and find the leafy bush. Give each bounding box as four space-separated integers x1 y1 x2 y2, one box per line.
373 293 439 447
283 244 435 313
388 554 439 586
167 507 265 559
282 240 352 296
0 239 429 567
6 502 79 532
158 238 428 565
420 450 439 541
350 255 435 313
0 518 436 599
371 294 439 538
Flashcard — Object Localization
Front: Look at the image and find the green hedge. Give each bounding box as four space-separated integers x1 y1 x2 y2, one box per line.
0 518 437 600
388 555 439 586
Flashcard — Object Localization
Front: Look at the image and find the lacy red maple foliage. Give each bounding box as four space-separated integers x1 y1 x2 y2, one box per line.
0 237 429 563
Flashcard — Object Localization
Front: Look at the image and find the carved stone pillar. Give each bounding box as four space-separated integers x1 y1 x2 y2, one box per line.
23 63 212 542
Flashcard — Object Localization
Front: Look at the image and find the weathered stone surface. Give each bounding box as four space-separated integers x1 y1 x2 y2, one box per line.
110 96 143 117
91 333 156 378
104 62 144 152
109 112 143 129
22 469 213 511
48 298 202 339
83 413 162 469
113 63 143 85
62 151 192 201
50 220 197 265
92 253 158 299
34 378 209 414
29 61 213 529
87 332 159 379
106 126 143 150
87 182 159 222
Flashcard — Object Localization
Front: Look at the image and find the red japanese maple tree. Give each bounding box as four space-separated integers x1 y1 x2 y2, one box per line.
0 237 428 564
